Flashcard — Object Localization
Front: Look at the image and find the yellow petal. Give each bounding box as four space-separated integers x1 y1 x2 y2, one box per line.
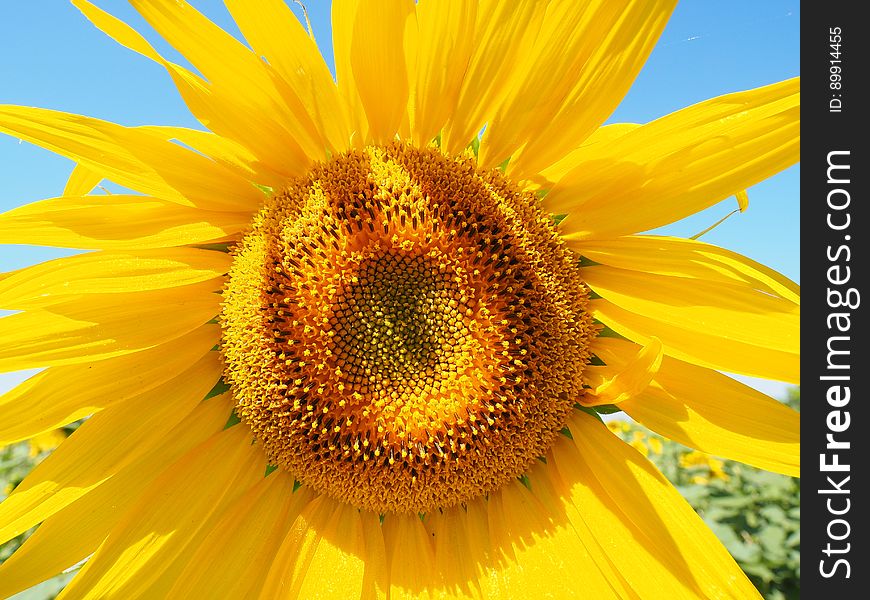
507 1 676 178
409 0 476 146
224 0 352 155
0 353 222 545
581 241 799 383
57 423 265 600
575 235 800 305
593 297 798 384
348 0 416 143
0 325 218 446
382 512 437 600
0 279 221 372
552 78 800 239
553 411 761 598
332 0 368 146
72 0 311 178
0 394 233 598
170 473 316 599
441 0 545 155
425 508 483 600
137 125 285 190
594 337 800 476
0 105 261 212
481 478 620 598
63 163 102 196
479 0 675 172
0 194 248 250
0 248 230 309
260 495 385 600
736 189 750 212
128 0 330 161
581 337 662 406
528 123 640 188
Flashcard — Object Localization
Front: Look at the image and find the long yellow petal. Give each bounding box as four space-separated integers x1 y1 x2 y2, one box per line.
552 78 800 239
507 1 676 178
332 0 368 146
0 195 248 250
170 474 315 599
0 248 230 309
383 512 437 600
0 353 222 545
409 0 476 146
224 0 352 155
260 495 384 600
526 123 641 189
425 508 483 600
594 337 800 476
56 424 265 600
441 0 544 155
0 279 221 372
554 411 761 598
0 394 233 599
478 0 675 172
587 254 799 382
575 235 800 304
136 124 285 190
0 325 218 446
0 105 261 212
128 0 330 161
348 0 416 143
481 478 620 598
72 0 311 179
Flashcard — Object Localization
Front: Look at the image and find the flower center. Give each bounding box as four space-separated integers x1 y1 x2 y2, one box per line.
221 142 596 513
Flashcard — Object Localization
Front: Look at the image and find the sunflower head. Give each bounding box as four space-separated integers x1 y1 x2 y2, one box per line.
222 141 597 513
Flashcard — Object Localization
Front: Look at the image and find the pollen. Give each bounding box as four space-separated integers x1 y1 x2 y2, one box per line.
221 142 597 513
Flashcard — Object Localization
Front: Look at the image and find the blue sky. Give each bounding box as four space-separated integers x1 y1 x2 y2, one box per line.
0 1 799 398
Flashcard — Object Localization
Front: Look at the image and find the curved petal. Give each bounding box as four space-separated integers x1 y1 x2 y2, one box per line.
594 337 799 476
63 163 102 196
0 325 218 446
553 412 761 598
551 78 800 239
260 495 387 600
575 235 800 304
0 353 222 545
584 256 799 383
409 0 476 146
0 105 262 212
170 474 316 599
0 279 222 372
55 424 265 600
0 248 230 309
478 0 675 173
0 195 248 250
0 394 233 599
72 0 312 179
581 337 662 406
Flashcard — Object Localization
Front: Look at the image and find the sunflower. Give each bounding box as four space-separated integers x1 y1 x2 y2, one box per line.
0 1 799 598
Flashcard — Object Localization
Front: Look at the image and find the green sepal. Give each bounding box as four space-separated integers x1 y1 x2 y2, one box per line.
223 409 241 430
574 404 604 423
205 377 231 400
